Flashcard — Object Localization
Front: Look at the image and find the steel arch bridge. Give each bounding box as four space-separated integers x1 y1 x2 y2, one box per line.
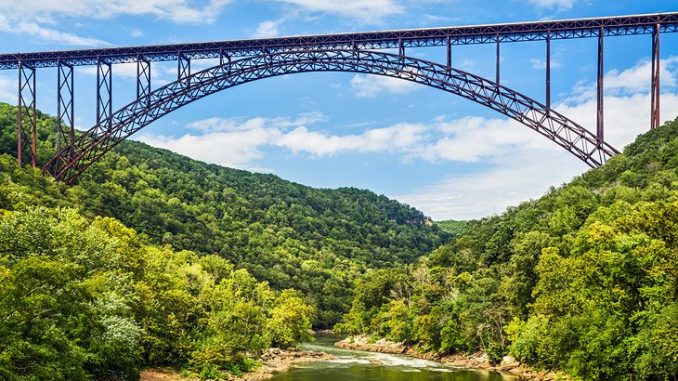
1 12 676 183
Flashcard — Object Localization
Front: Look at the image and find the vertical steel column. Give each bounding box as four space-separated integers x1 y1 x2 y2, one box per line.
219 49 230 66
446 35 452 71
17 62 37 167
56 62 74 166
650 23 661 130
596 27 604 146
136 56 151 104
398 39 405 58
546 30 551 113
96 58 112 132
178 52 191 85
495 35 500 85
220 50 231 75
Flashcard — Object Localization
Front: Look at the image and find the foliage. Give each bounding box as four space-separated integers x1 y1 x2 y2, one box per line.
0 102 450 328
336 117 678 379
0 207 314 380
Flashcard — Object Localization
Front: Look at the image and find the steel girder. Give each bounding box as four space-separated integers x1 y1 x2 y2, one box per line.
52 62 75 170
136 57 151 103
1 13 677 70
17 63 37 167
44 49 619 183
96 60 112 132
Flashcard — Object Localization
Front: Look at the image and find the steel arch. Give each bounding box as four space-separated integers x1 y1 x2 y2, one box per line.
46 49 619 183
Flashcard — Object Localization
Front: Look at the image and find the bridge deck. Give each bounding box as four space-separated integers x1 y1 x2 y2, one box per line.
1 12 677 70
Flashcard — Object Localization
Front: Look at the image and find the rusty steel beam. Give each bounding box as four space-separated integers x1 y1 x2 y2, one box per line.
44 49 619 183
55 62 75 168
651 23 661 129
546 30 551 113
596 27 604 146
17 62 37 167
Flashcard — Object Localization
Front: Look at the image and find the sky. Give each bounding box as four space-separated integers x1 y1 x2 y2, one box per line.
0 0 677 220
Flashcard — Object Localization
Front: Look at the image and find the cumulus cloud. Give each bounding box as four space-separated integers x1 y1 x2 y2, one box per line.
138 114 425 169
138 55 678 220
566 56 678 104
277 123 425 156
350 74 419 98
604 56 678 94
395 91 678 220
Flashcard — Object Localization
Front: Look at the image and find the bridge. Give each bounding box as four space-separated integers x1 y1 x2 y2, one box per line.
1 12 677 183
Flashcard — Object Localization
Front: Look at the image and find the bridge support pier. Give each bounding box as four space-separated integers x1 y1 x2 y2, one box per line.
178 53 191 83
17 62 37 168
596 27 604 147
55 62 75 168
495 35 501 85
546 31 551 113
137 57 151 105
446 36 452 71
651 23 661 130
96 59 112 132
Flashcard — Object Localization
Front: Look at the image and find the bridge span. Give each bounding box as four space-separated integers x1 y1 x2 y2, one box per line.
1 13 676 182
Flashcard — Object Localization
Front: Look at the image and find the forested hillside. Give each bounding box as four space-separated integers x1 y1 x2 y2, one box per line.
0 102 449 326
336 118 678 380
0 207 315 380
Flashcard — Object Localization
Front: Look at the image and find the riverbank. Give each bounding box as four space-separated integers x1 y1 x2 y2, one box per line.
335 336 571 381
140 348 332 381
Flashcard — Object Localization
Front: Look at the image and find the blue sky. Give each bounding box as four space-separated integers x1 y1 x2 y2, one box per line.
0 0 677 220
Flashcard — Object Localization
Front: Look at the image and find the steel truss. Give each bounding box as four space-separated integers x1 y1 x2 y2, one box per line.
45 49 620 183
1 13 676 70
17 63 36 167
52 62 75 169
96 59 113 133
136 56 151 104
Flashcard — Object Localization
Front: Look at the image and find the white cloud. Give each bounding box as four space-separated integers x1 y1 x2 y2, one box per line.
0 0 230 24
269 0 403 23
0 75 15 104
530 57 562 70
527 0 578 10
350 74 419 98
605 57 678 94
394 150 583 220
566 56 678 104
78 61 176 87
138 114 425 168
395 91 678 220
277 123 425 156
139 55 678 221
412 117 547 163
0 14 108 46
0 0 231 46
139 117 280 169
255 20 282 38
129 28 144 37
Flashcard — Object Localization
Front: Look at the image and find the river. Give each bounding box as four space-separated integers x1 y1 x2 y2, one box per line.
269 334 524 381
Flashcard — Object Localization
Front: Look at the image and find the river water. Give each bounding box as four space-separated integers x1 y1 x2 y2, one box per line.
269 334 524 381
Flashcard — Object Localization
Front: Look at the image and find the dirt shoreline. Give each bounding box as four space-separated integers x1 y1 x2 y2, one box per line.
335 335 571 381
140 348 332 381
